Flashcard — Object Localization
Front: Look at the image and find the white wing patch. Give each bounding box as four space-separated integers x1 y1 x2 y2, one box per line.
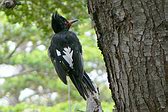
56 49 61 56
63 47 73 68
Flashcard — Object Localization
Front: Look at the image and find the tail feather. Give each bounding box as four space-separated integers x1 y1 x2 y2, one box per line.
69 71 96 100
83 72 96 93
69 74 87 100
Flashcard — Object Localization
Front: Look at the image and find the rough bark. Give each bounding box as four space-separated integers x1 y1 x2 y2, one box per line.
87 0 168 112
86 85 102 112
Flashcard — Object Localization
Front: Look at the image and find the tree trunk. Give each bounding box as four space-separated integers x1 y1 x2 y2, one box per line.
87 0 168 112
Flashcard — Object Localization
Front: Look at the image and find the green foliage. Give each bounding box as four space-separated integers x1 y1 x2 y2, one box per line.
0 101 114 112
10 49 52 70
0 0 113 110
2 0 88 36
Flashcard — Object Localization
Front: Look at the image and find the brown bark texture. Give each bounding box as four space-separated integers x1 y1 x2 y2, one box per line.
86 86 103 112
87 0 168 112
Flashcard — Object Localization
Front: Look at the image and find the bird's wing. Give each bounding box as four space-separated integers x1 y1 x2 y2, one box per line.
48 32 84 84
48 40 68 84
66 32 84 79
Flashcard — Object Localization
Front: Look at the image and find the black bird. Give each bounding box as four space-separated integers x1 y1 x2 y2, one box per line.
48 13 96 100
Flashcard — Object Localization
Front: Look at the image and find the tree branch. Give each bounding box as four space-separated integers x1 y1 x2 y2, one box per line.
6 38 25 59
0 0 21 9
86 84 103 112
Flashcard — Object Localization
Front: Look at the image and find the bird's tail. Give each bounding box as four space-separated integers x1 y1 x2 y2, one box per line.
69 71 96 100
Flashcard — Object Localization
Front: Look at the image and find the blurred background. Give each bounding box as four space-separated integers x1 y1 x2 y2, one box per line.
0 0 114 111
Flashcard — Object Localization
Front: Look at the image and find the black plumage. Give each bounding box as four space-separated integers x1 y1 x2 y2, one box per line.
48 13 95 100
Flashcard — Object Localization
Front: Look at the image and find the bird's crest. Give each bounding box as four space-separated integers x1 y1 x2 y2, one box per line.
51 12 68 33
51 12 78 33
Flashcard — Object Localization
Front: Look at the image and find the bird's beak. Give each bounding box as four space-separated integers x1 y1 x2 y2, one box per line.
68 19 78 25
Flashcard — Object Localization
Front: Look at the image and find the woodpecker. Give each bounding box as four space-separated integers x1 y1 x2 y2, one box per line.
48 13 96 100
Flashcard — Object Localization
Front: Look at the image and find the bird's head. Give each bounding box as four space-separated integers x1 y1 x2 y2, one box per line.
51 13 78 33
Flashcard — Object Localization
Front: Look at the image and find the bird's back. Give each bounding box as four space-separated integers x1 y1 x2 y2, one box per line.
48 31 83 82
50 31 81 50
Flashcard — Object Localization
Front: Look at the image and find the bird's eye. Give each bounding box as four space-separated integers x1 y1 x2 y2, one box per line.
65 21 70 27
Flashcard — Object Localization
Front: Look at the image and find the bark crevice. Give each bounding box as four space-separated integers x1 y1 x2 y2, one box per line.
88 0 168 112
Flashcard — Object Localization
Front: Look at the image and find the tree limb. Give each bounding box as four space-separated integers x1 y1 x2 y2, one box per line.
6 38 25 59
0 0 21 9
86 84 103 112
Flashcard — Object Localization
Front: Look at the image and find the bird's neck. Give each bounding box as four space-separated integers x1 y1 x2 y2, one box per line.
56 28 69 33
